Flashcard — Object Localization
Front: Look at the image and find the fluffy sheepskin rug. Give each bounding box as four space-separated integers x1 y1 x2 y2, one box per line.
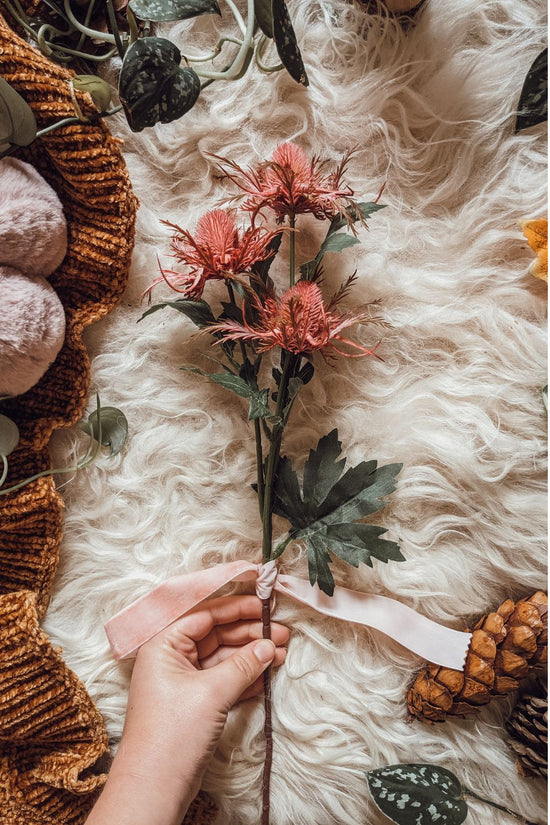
44 1 547 823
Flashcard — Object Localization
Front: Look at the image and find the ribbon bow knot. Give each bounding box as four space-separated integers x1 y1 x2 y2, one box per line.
105 559 471 671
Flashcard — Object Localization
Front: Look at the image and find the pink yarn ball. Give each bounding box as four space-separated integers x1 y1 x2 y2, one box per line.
0 158 68 278
0 267 66 398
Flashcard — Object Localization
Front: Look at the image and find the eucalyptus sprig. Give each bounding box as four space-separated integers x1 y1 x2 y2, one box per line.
0 396 128 495
3 0 307 134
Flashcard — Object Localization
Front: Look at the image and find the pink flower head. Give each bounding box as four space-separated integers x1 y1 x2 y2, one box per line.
144 209 280 300
214 143 360 225
210 279 383 361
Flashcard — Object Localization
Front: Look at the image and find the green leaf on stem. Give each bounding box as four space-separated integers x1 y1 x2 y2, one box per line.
365 764 468 825
272 0 308 87
515 47 547 133
129 0 220 20
73 75 112 112
182 367 271 420
254 0 274 38
0 415 20 457
301 202 385 280
80 406 129 456
119 37 201 131
272 429 403 594
0 76 37 152
139 299 216 327
543 384 548 411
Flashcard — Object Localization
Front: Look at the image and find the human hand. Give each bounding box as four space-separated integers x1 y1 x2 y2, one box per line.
86 594 289 825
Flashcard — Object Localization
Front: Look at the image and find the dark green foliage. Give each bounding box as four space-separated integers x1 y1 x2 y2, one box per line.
119 37 201 131
139 299 216 327
366 764 468 825
272 0 308 86
272 429 403 594
515 48 547 133
129 0 221 21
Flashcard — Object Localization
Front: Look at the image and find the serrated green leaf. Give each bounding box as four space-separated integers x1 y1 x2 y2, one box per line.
119 37 200 132
307 533 335 595
0 414 20 457
139 299 216 327
366 764 468 825
302 429 345 508
515 47 547 133
183 367 253 398
325 523 405 568
85 406 128 456
298 360 314 385
129 0 220 20
73 75 112 112
272 455 306 525
254 0 274 38
327 202 386 236
0 76 37 148
272 0 308 87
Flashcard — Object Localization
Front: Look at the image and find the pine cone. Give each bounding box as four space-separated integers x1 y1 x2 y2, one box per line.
407 591 547 723
506 677 548 779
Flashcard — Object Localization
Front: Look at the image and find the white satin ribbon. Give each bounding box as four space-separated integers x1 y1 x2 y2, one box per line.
105 559 471 670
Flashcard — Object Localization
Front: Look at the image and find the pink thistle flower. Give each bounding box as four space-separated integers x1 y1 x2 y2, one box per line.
213 143 361 225
143 209 281 300
209 279 383 361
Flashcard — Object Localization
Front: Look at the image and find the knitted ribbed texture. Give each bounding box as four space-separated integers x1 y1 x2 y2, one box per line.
0 10 216 824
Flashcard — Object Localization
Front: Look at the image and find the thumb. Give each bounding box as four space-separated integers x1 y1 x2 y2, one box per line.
208 639 276 708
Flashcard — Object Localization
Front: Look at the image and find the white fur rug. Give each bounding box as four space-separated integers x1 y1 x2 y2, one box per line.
44 1 547 823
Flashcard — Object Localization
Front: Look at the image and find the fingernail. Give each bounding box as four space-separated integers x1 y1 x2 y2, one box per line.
254 639 276 664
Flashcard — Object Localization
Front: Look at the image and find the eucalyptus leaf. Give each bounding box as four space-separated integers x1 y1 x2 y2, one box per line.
0 414 20 457
82 406 129 457
515 47 547 133
272 0 308 87
0 76 37 148
366 764 468 825
254 0 274 38
129 0 220 21
139 299 216 327
119 37 201 132
73 75 112 112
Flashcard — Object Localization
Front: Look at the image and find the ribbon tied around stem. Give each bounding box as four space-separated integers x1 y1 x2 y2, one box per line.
105 559 471 670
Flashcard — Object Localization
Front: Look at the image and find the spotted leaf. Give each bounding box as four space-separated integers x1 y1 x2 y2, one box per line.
129 0 220 21
272 0 308 87
119 37 200 131
366 764 468 825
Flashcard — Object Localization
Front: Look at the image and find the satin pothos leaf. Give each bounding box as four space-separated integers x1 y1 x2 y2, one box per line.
119 37 201 131
272 0 308 87
129 0 220 21
515 48 547 133
254 0 274 38
272 429 403 595
366 764 468 825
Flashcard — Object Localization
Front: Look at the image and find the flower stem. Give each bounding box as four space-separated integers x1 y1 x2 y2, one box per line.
289 214 296 286
462 788 538 824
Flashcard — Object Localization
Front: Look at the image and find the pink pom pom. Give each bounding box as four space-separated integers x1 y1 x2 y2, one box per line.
0 158 68 278
0 267 66 398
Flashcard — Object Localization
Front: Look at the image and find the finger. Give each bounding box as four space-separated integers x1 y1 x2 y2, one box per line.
200 643 287 671
168 595 265 644
203 639 276 708
196 621 290 660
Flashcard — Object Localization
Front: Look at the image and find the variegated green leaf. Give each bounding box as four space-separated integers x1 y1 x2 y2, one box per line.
272 0 308 86
119 37 200 131
515 48 547 133
129 0 220 21
366 764 468 825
